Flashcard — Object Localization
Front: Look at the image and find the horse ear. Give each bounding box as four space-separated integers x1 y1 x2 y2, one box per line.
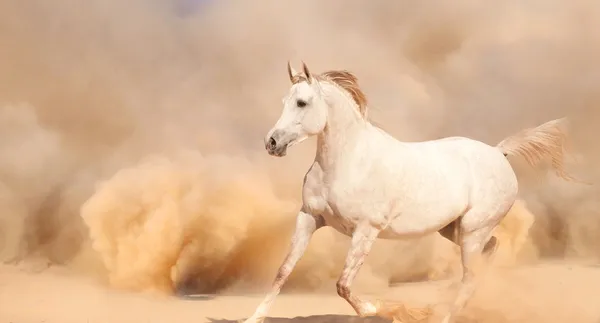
302 61 313 84
287 61 298 83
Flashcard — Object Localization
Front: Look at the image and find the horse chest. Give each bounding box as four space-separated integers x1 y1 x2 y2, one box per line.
302 161 390 235
303 183 358 229
322 185 381 233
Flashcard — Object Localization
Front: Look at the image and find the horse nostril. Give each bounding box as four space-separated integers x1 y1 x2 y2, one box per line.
268 137 277 149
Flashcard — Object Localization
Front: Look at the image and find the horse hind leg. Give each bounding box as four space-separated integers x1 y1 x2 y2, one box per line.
439 207 505 323
439 218 497 255
435 218 498 282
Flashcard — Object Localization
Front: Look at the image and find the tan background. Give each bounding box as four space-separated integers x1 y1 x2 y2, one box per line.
0 0 600 322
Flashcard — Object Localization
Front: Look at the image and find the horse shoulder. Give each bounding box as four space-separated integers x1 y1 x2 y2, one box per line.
301 162 327 215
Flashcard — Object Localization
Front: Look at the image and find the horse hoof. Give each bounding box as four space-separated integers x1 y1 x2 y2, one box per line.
358 302 379 317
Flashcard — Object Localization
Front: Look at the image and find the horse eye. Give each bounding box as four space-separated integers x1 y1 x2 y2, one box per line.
296 99 307 108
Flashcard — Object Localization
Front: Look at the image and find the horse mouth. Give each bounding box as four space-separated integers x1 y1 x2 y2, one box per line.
267 145 288 157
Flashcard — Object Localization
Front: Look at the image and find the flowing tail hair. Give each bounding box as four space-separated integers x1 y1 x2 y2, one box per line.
495 118 582 182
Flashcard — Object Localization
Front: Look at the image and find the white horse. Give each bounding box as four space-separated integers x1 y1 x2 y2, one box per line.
243 62 575 323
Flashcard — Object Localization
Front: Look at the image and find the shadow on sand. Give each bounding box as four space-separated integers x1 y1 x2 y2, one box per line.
206 316 392 323
177 293 217 301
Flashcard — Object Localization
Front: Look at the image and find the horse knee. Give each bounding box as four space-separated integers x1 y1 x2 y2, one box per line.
336 280 350 298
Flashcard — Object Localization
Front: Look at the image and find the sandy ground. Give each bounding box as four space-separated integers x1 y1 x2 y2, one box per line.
1 262 599 323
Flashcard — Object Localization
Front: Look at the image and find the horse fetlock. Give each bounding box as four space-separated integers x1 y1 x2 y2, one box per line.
336 281 350 298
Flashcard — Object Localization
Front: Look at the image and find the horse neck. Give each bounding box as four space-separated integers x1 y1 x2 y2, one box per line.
315 87 368 170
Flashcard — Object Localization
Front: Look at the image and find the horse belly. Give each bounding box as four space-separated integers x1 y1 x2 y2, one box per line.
379 210 459 239
379 190 469 239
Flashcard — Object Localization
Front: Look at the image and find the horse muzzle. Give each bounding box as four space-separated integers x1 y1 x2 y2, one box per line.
265 130 294 157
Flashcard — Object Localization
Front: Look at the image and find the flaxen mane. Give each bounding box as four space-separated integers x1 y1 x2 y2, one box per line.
320 70 368 118
291 70 369 118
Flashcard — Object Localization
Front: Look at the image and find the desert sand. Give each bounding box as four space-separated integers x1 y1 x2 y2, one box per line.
1 1 600 323
2 260 600 323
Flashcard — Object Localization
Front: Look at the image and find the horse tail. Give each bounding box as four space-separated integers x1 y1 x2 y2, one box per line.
495 118 579 182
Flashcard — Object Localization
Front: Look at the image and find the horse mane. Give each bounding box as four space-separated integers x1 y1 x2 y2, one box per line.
291 70 368 118
320 70 368 118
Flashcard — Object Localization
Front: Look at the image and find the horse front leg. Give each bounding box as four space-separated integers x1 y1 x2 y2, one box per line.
336 225 379 317
241 210 324 323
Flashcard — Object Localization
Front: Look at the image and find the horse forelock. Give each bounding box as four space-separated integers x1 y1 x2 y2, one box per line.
289 69 368 118
290 74 308 85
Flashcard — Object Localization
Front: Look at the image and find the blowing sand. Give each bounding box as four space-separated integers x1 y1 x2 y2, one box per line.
1 0 600 323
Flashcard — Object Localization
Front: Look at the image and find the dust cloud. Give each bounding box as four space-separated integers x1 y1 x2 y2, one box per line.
0 0 599 310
